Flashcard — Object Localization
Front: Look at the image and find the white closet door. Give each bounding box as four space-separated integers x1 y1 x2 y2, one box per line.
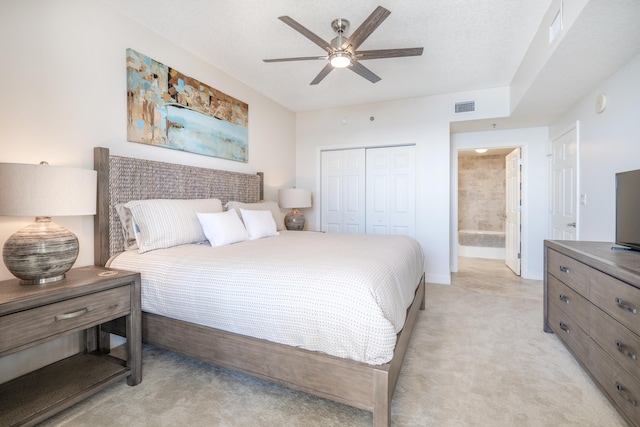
321 149 366 233
365 146 416 237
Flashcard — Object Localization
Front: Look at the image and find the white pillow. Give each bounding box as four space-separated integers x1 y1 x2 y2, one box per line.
240 208 278 240
226 200 285 231
125 198 223 253
197 210 249 247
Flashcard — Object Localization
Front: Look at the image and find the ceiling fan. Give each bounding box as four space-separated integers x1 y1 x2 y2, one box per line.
263 6 423 85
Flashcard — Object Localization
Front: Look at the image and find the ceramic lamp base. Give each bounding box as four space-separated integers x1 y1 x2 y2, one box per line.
284 209 306 231
2 216 79 285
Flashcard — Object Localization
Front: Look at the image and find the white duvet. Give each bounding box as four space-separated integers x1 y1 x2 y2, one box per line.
108 231 424 365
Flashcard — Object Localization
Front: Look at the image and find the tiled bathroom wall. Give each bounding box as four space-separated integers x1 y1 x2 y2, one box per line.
458 154 506 231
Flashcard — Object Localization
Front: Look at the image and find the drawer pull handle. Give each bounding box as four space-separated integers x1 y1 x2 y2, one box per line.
559 294 570 304
616 341 638 361
616 383 638 407
559 265 570 274
615 298 638 315
55 306 93 321
559 321 570 334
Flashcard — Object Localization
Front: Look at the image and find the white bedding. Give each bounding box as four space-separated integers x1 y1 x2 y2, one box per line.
108 231 424 365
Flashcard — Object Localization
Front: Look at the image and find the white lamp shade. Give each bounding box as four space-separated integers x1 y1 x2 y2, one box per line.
278 188 311 209
0 163 97 217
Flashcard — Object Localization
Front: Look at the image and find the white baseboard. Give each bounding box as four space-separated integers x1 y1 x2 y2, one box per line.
425 273 451 285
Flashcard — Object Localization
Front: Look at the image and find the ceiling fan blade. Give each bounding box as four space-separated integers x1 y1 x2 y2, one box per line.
310 63 334 85
341 6 391 51
263 56 326 63
349 61 381 83
356 47 424 60
279 16 333 53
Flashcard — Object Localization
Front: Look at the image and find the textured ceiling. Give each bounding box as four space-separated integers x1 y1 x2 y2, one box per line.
103 0 640 130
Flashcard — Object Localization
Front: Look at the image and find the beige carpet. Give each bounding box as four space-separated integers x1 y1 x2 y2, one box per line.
40 258 626 426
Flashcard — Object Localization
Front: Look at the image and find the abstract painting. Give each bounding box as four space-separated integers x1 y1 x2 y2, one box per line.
126 49 249 162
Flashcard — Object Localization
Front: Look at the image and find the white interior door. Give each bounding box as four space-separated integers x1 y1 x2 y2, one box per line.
505 148 521 275
321 149 366 233
366 146 416 236
550 125 578 240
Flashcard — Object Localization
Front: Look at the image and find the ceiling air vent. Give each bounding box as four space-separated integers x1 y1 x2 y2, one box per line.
455 101 475 114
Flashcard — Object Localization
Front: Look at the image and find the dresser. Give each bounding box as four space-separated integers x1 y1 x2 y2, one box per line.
544 240 640 426
0 266 141 426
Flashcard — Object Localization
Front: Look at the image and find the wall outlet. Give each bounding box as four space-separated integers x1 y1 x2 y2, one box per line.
580 194 587 205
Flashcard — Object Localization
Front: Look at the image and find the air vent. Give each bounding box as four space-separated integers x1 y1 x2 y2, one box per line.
455 101 475 113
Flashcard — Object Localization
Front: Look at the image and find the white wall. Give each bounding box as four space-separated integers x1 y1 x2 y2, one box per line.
296 87 511 285
550 54 640 241
0 0 295 382
451 127 550 280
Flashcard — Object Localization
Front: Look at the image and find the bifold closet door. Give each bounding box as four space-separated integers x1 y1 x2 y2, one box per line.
321 146 416 237
365 146 416 236
321 149 366 233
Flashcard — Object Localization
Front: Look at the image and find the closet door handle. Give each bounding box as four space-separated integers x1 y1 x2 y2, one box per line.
616 383 638 407
615 298 638 315
616 341 638 361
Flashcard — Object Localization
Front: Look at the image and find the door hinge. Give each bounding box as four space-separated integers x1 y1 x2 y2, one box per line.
517 253 521 259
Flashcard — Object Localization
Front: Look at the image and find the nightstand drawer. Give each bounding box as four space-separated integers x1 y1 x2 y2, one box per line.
0 286 130 355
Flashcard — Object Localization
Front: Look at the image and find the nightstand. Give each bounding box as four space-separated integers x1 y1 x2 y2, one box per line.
0 265 141 426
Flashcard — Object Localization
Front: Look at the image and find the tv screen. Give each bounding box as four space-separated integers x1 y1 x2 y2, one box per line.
616 169 640 251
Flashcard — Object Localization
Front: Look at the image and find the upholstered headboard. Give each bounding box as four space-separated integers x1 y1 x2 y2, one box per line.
94 147 264 266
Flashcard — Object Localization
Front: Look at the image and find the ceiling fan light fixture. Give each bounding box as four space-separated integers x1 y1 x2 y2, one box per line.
264 7 423 85
330 51 351 68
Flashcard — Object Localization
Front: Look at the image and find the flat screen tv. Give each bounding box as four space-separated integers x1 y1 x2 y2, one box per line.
615 169 640 251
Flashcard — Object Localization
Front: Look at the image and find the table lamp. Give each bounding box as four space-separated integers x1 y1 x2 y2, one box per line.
0 162 97 285
278 188 311 231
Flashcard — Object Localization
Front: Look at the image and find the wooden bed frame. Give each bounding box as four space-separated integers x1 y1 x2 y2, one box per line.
93 147 425 427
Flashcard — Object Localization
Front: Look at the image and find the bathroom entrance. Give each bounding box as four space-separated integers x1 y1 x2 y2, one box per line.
456 147 522 275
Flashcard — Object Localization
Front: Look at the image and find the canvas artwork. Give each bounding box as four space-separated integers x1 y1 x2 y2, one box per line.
126 49 249 162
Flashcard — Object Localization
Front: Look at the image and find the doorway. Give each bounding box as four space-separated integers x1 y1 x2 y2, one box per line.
455 147 522 275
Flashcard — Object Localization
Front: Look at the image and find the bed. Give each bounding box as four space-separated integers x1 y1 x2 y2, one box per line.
93 147 425 426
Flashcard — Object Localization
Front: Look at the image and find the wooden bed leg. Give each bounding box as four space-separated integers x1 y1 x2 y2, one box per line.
373 368 391 427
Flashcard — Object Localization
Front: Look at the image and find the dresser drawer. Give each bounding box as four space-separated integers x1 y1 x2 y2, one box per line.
0 286 130 355
591 305 640 381
549 301 589 364
590 340 640 426
547 249 589 296
548 274 589 330
590 269 640 337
